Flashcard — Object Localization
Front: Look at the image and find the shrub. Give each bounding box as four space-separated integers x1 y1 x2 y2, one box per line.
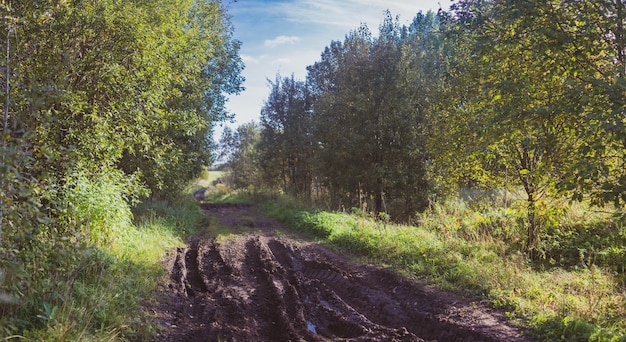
63 169 138 246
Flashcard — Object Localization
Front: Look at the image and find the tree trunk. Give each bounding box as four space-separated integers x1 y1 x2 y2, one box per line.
375 190 383 215
515 143 541 258
526 192 537 258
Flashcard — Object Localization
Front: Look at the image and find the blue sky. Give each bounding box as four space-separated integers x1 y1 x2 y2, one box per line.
221 0 453 134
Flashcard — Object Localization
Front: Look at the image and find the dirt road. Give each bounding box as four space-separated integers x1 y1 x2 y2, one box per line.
153 197 532 341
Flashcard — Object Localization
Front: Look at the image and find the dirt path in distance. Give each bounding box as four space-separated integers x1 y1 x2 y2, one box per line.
152 194 533 341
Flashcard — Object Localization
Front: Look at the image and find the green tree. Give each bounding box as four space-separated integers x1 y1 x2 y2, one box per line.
440 0 590 252
219 122 262 190
0 0 243 333
114 0 245 197
534 0 626 210
307 13 430 218
258 74 314 198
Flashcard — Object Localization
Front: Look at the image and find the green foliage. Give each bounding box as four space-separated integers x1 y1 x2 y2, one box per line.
419 194 527 245
132 194 206 238
0 0 242 338
307 13 431 217
1 0 243 197
436 0 626 247
530 314 626 342
431 0 584 251
219 122 263 191
0 192 201 340
64 169 145 246
537 209 626 274
223 12 439 219
258 74 314 198
232 1 626 227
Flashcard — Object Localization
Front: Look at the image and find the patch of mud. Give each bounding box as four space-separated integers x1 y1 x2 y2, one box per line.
154 201 532 341
199 202 282 232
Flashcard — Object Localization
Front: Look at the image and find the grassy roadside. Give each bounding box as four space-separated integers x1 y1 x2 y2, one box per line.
18 171 621 341
256 195 626 341
10 188 205 341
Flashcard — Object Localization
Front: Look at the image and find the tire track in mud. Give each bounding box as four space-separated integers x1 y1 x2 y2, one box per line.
158 201 533 341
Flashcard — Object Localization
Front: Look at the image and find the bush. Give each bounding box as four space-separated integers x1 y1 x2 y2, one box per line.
64 169 144 246
0 167 156 338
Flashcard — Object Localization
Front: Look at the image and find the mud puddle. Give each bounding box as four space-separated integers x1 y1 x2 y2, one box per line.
154 200 532 341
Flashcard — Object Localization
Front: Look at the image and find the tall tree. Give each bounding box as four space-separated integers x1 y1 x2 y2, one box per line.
116 0 245 197
1 0 243 197
441 0 593 251
536 0 626 210
308 13 430 218
258 74 314 198
0 0 243 332
219 122 262 190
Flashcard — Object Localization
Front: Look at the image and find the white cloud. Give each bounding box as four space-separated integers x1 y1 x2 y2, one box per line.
264 35 301 48
241 54 260 64
272 57 292 65
278 0 451 29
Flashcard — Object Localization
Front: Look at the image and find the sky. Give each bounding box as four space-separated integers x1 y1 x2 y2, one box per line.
219 0 453 136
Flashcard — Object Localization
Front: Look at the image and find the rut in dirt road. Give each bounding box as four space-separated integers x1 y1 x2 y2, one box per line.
161 219 532 342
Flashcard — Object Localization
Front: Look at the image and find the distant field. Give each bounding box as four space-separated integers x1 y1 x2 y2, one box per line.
207 171 225 183
195 170 225 188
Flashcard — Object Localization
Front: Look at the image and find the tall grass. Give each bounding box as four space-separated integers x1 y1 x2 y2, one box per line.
259 195 626 341
1 171 204 340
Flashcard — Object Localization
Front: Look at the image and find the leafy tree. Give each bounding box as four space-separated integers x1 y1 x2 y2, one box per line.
418 9 485 195
534 0 626 210
307 25 379 212
114 0 245 197
219 122 262 190
307 13 431 218
258 74 314 198
398 11 449 208
437 1 580 251
0 0 243 334
438 0 626 252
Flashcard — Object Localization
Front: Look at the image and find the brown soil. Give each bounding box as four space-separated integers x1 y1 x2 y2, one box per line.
152 192 533 341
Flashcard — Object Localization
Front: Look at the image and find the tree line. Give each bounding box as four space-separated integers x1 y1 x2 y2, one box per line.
221 0 626 251
0 0 242 334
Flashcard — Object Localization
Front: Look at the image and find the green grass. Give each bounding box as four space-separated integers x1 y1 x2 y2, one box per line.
9 192 204 341
12 176 623 341
257 195 626 341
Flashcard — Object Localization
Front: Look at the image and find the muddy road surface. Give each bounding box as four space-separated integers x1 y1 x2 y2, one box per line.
154 199 532 341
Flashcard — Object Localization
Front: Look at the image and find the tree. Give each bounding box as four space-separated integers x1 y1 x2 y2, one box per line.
115 0 245 197
258 74 314 198
0 0 244 333
441 0 590 252
307 13 431 218
535 0 626 211
1 0 243 198
219 122 262 190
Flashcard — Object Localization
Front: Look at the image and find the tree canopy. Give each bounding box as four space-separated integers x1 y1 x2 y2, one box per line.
0 0 243 334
